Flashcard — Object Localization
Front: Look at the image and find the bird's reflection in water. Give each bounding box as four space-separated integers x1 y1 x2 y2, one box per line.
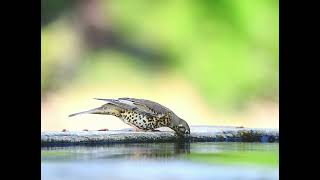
108 142 191 160
42 142 191 161
174 141 190 154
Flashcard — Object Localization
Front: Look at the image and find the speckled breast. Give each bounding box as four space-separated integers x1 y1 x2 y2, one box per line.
120 111 170 130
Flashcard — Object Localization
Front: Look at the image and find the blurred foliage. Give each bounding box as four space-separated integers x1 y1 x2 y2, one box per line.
41 0 278 110
41 151 71 157
187 151 279 166
41 0 75 27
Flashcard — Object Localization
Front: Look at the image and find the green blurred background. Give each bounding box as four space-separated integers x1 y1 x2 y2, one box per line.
41 0 278 131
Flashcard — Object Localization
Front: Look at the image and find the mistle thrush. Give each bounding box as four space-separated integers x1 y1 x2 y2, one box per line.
69 97 190 136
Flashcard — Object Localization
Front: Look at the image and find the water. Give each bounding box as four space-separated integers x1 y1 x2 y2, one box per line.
42 142 279 180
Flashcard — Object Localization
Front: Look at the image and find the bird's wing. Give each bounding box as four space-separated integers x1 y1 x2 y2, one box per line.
118 97 171 115
94 98 134 110
94 98 157 116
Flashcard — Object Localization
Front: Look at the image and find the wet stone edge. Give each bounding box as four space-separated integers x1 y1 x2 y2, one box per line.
41 126 279 147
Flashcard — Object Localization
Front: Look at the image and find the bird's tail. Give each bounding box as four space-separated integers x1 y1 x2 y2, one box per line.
68 107 101 117
68 104 122 117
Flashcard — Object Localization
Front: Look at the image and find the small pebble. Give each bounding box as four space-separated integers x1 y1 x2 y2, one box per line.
62 129 67 132
83 129 89 131
98 129 109 131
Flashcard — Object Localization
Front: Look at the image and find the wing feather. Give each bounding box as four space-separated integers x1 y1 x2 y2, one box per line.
118 97 171 114
94 98 160 116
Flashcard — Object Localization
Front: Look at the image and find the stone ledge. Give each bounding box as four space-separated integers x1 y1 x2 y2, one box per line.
41 126 279 146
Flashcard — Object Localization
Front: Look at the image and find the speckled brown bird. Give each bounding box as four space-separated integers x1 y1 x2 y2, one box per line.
69 97 190 136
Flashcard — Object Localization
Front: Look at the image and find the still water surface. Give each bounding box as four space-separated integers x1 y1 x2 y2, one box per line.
42 142 278 180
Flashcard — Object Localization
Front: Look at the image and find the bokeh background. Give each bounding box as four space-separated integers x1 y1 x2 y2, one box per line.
41 0 278 131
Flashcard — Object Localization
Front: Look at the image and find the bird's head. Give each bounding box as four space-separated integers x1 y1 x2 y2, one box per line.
171 115 190 136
